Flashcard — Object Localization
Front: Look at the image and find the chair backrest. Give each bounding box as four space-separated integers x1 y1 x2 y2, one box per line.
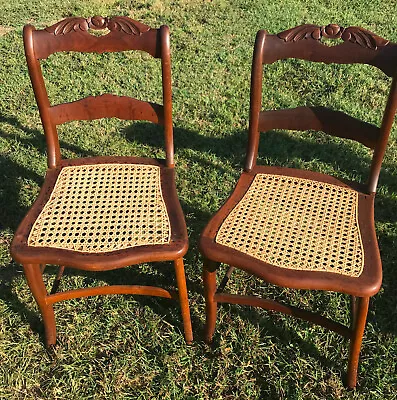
23 16 174 169
246 24 397 193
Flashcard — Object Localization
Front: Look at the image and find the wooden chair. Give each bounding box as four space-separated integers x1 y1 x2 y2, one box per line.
11 16 193 347
200 24 397 388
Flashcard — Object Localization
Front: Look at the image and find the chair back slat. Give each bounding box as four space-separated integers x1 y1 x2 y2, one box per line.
258 107 379 149
50 95 164 125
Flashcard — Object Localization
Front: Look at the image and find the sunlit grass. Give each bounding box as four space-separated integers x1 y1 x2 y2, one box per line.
0 0 396 398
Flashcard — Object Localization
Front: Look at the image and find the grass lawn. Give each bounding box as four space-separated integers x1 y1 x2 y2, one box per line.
1 0 397 398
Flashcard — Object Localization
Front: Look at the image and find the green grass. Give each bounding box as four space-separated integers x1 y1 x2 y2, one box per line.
1 0 397 398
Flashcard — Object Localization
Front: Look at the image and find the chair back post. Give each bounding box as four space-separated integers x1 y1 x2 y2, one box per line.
159 25 174 168
23 25 61 169
244 30 266 172
367 74 397 193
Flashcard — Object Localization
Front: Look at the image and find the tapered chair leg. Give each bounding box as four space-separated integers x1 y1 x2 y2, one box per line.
350 295 357 329
174 258 193 344
203 259 219 343
346 296 370 389
23 264 56 348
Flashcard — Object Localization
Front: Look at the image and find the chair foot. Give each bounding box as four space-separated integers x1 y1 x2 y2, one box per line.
23 264 57 347
203 259 219 344
346 296 369 389
46 344 58 359
174 258 193 344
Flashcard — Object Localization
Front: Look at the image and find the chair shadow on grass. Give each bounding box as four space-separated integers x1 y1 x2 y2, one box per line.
0 116 396 373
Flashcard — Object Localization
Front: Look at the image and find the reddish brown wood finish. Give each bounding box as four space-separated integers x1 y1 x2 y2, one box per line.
12 158 189 270
200 25 397 389
11 17 193 347
214 292 352 338
258 107 379 149
50 95 164 126
264 24 397 77
201 166 382 298
34 16 158 59
203 259 219 343
347 297 369 388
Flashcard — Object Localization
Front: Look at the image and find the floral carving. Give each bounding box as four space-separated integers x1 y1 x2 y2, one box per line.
277 24 389 50
45 16 150 36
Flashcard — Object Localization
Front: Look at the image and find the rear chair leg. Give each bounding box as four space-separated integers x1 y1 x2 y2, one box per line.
174 258 193 344
50 265 66 295
203 259 219 343
23 264 56 348
346 296 370 388
350 295 357 329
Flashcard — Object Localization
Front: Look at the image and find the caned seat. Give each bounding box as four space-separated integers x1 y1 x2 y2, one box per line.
215 173 364 277
200 25 397 389
28 164 171 253
11 16 193 348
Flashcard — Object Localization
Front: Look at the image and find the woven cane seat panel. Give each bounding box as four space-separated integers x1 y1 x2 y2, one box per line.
28 164 171 253
215 174 364 277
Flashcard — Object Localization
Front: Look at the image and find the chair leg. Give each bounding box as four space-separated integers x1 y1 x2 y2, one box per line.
203 259 219 343
350 295 357 328
346 296 370 389
23 264 57 348
174 258 193 344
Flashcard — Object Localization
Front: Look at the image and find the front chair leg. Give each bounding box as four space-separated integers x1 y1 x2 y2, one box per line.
203 259 219 343
174 258 193 344
23 264 56 348
346 296 370 389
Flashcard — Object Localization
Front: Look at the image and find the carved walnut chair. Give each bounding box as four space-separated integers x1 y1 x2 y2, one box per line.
200 24 397 388
11 16 193 347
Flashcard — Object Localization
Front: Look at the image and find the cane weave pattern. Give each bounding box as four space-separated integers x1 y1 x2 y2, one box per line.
215 174 364 277
28 164 171 252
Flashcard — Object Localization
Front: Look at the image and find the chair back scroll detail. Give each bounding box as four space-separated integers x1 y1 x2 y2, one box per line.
277 24 389 50
45 16 150 36
33 16 157 59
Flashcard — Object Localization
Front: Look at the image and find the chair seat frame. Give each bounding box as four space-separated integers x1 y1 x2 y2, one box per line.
13 156 188 269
